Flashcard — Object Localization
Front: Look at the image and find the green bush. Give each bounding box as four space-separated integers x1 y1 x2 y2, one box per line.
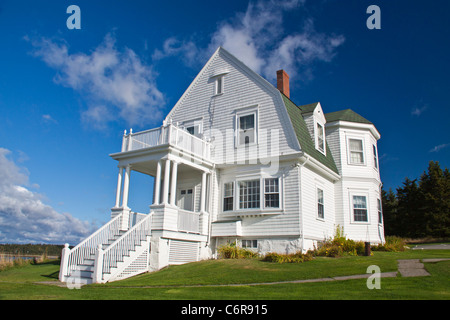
217 242 259 259
371 236 407 252
262 251 313 263
313 225 366 257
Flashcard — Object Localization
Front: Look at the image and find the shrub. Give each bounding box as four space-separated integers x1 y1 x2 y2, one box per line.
371 236 407 252
313 225 366 257
262 251 313 263
217 242 259 259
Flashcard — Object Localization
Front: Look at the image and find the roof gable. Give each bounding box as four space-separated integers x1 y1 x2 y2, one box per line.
281 94 339 174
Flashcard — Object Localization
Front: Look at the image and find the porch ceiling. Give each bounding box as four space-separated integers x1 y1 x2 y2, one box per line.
131 161 204 178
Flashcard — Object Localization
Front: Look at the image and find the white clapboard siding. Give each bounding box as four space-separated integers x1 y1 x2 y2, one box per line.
168 239 199 265
167 48 300 167
300 164 336 241
216 163 301 237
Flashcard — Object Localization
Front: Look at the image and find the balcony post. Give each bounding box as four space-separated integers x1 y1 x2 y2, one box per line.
170 161 178 206
200 171 207 213
122 165 131 209
114 166 124 208
162 159 171 205
154 160 162 205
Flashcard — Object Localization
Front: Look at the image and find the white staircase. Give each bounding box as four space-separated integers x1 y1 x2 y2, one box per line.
59 212 152 285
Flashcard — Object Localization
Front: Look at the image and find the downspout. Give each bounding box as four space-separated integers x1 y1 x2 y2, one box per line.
297 155 310 253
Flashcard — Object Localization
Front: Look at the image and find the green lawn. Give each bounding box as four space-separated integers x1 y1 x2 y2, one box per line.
0 249 449 300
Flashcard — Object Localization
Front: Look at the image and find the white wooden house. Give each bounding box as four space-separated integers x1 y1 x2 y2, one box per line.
59 47 384 284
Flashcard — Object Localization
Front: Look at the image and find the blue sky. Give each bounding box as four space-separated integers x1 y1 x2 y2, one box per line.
0 0 449 244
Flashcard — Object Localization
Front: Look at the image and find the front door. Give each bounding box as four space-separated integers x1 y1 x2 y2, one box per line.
177 188 194 211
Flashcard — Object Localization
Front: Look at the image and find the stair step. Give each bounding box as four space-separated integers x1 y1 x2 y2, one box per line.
65 276 93 285
74 264 94 272
70 269 93 278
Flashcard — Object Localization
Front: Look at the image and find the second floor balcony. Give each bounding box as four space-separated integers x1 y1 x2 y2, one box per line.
120 122 212 162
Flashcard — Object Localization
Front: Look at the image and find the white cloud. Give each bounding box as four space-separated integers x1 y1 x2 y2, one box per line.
156 0 344 84
429 143 450 153
152 37 201 68
411 105 428 117
0 148 93 244
29 34 165 128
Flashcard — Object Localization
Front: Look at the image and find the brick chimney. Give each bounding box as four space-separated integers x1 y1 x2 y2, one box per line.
276 69 290 98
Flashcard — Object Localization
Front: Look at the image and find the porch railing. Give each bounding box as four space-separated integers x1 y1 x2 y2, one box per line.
177 209 200 234
121 124 211 161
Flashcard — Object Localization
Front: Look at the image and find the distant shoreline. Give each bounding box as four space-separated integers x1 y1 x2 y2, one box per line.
0 253 59 259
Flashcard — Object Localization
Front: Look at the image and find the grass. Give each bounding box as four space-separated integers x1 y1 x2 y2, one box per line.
0 248 449 300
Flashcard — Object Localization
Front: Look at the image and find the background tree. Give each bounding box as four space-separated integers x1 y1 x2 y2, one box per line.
382 161 449 239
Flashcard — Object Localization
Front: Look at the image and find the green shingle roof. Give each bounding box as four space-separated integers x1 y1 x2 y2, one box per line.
281 94 339 174
325 109 372 124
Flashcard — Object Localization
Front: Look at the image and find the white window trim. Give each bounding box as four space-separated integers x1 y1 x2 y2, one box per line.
373 144 379 170
316 187 325 221
222 181 235 212
349 190 370 224
241 239 258 249
220 173 283 215
214 75 224 96
181 118 203 137
263 177 281 209
315 120 326 155
347 136 366 166
377 198 383 225
234 105 259 148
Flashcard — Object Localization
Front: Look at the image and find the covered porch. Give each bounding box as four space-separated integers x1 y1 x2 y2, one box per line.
109 123 214 236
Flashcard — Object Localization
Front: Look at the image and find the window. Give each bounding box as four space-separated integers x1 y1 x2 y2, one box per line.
239 179 260 209
373 144 378 169
377 198 383 224
182 119 203 137
353 195 368 222
242 240 257 249
215 76 224 95
186 125 200 136
317 188 324 219
349 139 364 164
223 182 234 212
316 122 325 153
264 178 279 208
238 114 255 145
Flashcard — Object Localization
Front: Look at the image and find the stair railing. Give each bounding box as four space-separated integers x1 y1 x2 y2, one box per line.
61 213 124 280
96 213 152 283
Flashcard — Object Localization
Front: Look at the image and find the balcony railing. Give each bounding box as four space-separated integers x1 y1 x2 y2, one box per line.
121 124 211 161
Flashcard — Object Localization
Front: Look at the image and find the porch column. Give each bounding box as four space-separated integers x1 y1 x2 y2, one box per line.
114 166 124 208
200 171 207 213
154 160 162 205
162 159 171 205
122 165 131 209
170 161 178 206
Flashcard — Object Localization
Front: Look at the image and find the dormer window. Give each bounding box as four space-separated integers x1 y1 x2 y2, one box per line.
316 122 325 153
